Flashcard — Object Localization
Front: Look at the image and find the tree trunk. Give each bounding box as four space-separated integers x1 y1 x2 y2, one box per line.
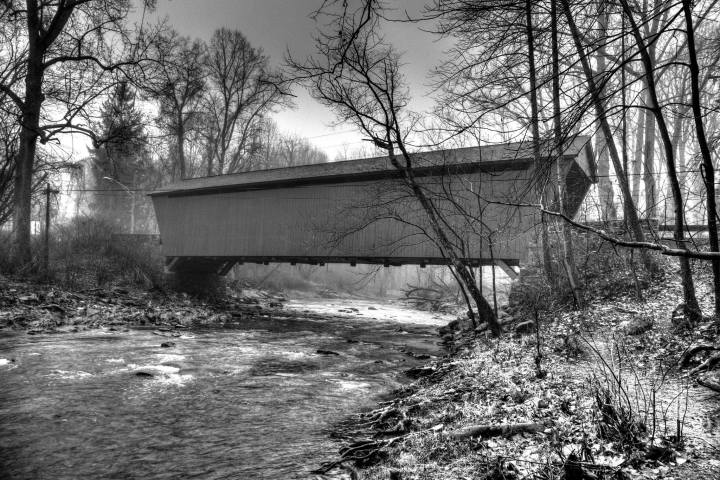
177 112 186 180
553 0 583 307
525 0 556 289
596 6 617 221
631 106 645 206
13 35 44 267
643 105 657 220
669 106 687 223
620 0 700 320
562 0 656 275
682 0 720 319
391 142 501 335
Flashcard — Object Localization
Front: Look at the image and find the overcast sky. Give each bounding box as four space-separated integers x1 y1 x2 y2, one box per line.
150 0 450 160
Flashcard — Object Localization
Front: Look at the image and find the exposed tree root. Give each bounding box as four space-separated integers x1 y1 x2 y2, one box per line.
679 343 719 368
697 373 720 394
690 352 720 375
312 436 406 474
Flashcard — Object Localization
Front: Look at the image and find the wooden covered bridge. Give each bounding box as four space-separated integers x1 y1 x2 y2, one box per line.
150 137 596 277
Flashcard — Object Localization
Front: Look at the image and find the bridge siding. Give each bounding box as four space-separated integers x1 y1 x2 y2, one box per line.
154 170 536 263
151 139 594 267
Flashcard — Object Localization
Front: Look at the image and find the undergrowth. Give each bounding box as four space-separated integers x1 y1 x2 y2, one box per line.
51 217 164 290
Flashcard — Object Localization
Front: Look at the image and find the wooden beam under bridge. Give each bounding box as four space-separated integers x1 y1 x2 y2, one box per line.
164 256 522 275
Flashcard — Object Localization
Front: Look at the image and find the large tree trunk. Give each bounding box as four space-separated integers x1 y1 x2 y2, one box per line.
562 0 656 275
12 0 76 269
12 31 44 267
13 119 38 267
682 0 720 319
620 0 700 320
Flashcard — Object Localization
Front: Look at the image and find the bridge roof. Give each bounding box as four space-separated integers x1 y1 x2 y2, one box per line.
151 136 593 197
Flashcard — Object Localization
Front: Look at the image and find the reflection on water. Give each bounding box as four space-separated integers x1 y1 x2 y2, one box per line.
0 303 446 479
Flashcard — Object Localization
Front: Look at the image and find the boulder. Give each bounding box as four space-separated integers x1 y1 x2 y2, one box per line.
160 341 176 348
623 316 653 335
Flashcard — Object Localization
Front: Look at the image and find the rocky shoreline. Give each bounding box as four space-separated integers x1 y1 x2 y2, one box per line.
316 283 720 480
0 278 288 335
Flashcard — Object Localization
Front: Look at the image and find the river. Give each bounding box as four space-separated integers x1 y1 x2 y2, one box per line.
0 299 450 480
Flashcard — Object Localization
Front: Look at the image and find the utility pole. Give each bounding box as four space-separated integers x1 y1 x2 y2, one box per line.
44 182 59 280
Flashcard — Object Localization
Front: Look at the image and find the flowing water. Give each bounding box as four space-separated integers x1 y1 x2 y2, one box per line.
0 300 449 480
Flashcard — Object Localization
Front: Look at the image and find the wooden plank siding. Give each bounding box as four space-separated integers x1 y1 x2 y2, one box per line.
150 138 595 273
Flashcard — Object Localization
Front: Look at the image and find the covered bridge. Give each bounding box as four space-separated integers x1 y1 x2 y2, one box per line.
150 137 596 276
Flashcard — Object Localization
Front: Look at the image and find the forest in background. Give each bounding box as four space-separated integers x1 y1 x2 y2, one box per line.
1 0 720 328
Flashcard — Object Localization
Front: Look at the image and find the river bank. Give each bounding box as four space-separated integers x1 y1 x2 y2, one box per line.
318 271 720 480
0 276 291 334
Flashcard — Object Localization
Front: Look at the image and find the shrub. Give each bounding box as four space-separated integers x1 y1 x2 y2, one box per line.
51 217 164 290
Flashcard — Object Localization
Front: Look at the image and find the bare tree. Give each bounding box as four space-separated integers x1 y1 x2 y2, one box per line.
618 0 701 321
145 30 206 180
0 0 159 267
551 0 583 307
681 0 720 318
560 0 656 274
290 1 502 334
202 28 287 175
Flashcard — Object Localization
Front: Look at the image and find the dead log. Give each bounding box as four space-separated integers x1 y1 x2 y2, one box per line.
449 421 545 440
679 343 719 368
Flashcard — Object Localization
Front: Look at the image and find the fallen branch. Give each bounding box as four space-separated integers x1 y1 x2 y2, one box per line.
449 421 546 440
487 199 720 260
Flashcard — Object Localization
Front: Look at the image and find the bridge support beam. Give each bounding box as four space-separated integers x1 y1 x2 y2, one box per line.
493 260 519 280
217 260 236 276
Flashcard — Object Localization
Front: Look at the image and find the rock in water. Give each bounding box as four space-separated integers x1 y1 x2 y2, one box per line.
135 371 153 377
160 341 176 348
316 349 340 356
